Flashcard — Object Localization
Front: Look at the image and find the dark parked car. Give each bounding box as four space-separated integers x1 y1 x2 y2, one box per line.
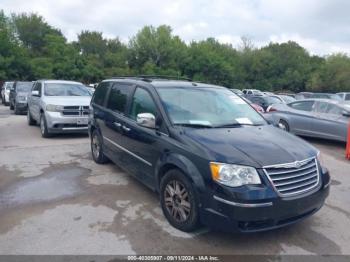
9 81 33 114
89 77 329 233
268 99 350 142
246 95 283 111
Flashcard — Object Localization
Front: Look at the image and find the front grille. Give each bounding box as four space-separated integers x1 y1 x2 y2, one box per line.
62 106 89 116
264 158 319 197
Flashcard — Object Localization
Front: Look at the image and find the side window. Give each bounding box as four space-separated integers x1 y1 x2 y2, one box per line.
326 104 342 115
248 91 252 95
106 83 133 114
345 94 350 101
32 82 42 96
92 82 109 106
313 102 329 113
129 87 157 120
288 101 314 111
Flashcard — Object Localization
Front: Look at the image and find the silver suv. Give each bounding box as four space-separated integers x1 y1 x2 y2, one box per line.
27 80 92 137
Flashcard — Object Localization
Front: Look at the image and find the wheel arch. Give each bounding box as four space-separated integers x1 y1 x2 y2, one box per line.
155 153 206 194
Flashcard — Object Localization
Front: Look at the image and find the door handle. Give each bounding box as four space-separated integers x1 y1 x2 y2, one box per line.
122 125 131 132
113 122 122 128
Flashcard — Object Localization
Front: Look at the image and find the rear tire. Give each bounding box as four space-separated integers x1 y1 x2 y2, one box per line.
91 129 109 164
27 109 36 125
160 169 200 232
278 119 290 132
40 113 51 138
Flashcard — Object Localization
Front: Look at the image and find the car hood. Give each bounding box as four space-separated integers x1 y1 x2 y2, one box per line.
182 125 317 168
43 96 91 106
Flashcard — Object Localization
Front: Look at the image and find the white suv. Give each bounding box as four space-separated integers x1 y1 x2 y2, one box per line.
27 80 92 137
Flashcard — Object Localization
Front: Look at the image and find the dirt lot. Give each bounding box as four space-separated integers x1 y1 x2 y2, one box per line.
0 103 349 255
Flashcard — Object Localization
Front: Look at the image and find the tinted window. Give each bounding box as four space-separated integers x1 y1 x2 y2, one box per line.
106 83 133 113
130 88 157 120
288 101 314 111
345 94 350 101
93 82 109 106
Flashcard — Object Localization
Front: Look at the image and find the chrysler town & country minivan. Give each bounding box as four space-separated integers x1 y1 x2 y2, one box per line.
89 77 330 232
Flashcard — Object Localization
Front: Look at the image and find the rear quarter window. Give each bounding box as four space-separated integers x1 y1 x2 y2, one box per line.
92 82 110 106
106 83 134 114
288 101 314 111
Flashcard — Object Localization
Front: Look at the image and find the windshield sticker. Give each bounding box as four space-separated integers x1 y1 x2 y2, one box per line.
189 120 212 125
236 118 253 125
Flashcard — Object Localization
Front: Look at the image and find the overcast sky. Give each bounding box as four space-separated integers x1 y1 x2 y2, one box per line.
1 0 350 55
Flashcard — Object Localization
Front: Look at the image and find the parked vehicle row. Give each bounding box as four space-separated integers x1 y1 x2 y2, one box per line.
0 77 334 234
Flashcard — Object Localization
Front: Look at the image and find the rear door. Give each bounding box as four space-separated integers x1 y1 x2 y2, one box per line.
100 82 135 165
284 101 315 135
310 102 347 141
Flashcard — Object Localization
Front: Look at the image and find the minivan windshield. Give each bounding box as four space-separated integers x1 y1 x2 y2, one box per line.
16 82 32 92
44 83 91 96
157 87 266 127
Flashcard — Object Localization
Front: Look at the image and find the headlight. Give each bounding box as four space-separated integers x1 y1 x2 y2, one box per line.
46 104 64 112
210 162 261 187
317 151 326 168
17 96 27 102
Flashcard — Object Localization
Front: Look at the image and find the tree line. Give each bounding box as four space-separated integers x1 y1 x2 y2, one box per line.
1 11 350 92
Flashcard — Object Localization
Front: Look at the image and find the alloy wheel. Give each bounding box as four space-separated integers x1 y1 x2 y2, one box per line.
92 134 100 159
164 180 191 222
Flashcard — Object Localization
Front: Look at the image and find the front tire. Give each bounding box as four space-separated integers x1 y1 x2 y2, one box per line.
14 103 20 115
40 113 51 138
91 129 108 164
160 169 200 232
27 109 36 125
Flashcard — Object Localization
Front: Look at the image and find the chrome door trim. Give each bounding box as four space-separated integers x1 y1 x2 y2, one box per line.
103 136 152 167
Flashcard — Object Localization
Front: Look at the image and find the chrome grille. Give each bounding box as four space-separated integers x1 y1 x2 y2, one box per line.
263 158 319 197
62 106 89 116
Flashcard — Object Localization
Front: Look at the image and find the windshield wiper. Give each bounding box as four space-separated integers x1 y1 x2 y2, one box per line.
174 123 213 128
215 123 264 128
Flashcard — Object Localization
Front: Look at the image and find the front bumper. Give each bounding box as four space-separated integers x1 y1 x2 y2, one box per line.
15 102 28 112
200 169 330 233
45 111 88 134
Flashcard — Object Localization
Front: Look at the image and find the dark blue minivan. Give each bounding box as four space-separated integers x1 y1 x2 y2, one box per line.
89 77 330 233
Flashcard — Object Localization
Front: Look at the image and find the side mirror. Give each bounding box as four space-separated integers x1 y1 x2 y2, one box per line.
31 90 39 97
342 110 350 117
136 113 156 129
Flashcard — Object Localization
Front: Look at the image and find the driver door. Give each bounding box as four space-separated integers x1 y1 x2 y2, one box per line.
120 87 165 188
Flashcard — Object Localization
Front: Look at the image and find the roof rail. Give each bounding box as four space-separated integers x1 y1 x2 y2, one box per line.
110 75 192 82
